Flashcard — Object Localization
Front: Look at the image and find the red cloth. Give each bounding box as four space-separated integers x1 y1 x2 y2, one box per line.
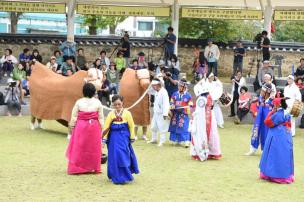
66 111 102 174
205 95 212 141
264 111 275 128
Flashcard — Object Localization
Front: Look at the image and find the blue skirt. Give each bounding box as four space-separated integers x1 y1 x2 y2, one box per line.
107 123 139 184
259 125 294 179
251 106 270 150
169 112 190 143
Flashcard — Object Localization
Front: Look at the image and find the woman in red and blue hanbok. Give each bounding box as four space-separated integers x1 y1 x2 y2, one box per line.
169 79 193 147
103 95 139 184
246 83 274 155
259 97 294 184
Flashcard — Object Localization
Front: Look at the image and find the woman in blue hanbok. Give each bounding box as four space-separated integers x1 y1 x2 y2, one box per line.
169 79 193 148
259 97 294 184
103 95 139 184
246 83 274 155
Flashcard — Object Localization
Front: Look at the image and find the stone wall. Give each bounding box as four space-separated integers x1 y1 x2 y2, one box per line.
1 42 303 78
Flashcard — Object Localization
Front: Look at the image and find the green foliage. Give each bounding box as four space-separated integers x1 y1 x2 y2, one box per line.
158 17 264 42
273 21 304 42
81 15 127 35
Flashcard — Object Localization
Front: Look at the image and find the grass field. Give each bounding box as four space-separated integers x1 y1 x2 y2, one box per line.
0 116 304 202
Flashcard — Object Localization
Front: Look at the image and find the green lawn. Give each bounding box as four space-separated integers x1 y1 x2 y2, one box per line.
0 116 303 202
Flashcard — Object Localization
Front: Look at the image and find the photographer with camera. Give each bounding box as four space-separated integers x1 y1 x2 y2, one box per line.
4 78 22 116
163 27 176 62
261 31 271 61
162 62 179 98
0 49 18 77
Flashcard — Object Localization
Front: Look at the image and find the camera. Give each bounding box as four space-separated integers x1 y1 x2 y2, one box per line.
165 72 172 77
9 81 17 87
253 33 263 49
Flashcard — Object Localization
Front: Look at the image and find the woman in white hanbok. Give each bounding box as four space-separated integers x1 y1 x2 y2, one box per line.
190 79 222 161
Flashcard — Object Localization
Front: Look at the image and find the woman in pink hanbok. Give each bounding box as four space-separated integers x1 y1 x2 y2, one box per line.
190 79 222 161
66 83 104 174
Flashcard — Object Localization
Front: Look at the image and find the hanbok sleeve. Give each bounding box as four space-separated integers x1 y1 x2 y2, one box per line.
126 111 135 140
162 90 170 116
69 100 79 128
103 111 114 140
98 102 104 127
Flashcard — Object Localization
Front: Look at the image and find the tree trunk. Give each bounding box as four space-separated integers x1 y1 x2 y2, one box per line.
88 17 97 35
10 12 22 33
109 25 116 35
89 26 97 35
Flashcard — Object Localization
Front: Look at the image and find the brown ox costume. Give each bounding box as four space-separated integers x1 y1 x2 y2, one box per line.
30 62 87 126
119 68 151 128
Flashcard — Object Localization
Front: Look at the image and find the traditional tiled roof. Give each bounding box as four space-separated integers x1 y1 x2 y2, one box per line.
1 33 304 51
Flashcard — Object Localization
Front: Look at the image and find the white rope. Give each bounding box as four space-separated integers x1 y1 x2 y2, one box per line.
102 83 153 111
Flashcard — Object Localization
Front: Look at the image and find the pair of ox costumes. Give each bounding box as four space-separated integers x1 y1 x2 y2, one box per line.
190 79 222 160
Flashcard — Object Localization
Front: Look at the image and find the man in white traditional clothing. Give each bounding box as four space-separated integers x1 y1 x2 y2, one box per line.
147 78 170 146
263 73 276 98
284 75 302 137
190 78 222 160
207 73 224 128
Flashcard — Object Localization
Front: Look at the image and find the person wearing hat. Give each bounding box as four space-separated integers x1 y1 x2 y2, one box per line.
204 38 220 77
4 78 22 116
284 75 302 137
263 73 276 98
246 83 274 156
147 78 170 146
46 56 59 72
190 79 222 161
259 96 294 184
207 73 224 128
258 60 274 87
235 86 251 124
169 79 193 148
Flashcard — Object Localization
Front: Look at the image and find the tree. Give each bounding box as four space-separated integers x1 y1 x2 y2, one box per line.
81 15 127 35
157 17 263 42
10 12 22 34
272 21 304 42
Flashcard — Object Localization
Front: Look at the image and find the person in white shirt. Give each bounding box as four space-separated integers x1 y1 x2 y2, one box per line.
0 48 18 76
99 50 110 69
167 54 180 71
46 56 58 72
284 75 302 137
207 73 224 128
147 78 170 147
263 73 276 98
204 39 220 76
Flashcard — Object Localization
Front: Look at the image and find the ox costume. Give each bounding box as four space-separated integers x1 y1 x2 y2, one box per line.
259 98 294 184
149 79 170 146
169 80 193 147
284 75 302 137
190 79 222 161
246 83 274 155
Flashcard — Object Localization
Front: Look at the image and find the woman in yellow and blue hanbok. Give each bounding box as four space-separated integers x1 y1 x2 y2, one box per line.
103 95 139 184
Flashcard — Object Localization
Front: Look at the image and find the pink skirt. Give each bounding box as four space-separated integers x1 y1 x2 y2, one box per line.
66 111 102 174
260 172 294 184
